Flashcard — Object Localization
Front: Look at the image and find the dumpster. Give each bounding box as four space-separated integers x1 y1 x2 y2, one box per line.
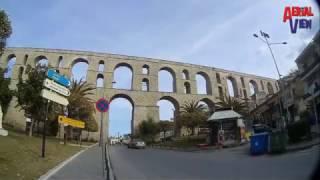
268 130 287 154
250 132 269 155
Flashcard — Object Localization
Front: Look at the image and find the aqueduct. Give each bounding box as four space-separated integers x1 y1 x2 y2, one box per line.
0 47 278 140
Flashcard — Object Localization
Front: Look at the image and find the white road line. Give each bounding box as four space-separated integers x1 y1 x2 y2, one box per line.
38 143 97 180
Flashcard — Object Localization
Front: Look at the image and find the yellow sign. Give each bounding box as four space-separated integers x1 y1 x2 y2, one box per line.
58 116 85 129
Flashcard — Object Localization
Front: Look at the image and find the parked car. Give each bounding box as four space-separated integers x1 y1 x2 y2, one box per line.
127 139 146 149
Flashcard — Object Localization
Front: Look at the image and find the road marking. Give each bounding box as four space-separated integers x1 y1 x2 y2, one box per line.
38 143 97 180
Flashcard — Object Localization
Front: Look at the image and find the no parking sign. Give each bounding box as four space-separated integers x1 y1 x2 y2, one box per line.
96 98 109 112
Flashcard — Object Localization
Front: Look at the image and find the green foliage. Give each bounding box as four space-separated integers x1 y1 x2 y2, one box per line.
138 117 159 143
15 65 49 121
0 10 12 54
68 80 97 132
216 95 248 115
158 120 174 133
0 67 13 115
176 100 208 135
287 116 311 143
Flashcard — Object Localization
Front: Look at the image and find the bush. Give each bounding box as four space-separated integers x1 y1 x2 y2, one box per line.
287 119 311 143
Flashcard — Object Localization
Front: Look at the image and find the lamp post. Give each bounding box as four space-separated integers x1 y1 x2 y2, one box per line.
253 30 287 129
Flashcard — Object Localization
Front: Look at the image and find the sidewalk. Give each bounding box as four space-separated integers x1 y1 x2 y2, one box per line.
286 137 320 152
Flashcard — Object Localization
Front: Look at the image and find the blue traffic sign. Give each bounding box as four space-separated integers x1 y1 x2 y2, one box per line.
96 98 109 112
47 69 70 87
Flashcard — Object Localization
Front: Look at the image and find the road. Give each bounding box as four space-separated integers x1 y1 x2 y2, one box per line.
110 144 319 180
47 145 105 180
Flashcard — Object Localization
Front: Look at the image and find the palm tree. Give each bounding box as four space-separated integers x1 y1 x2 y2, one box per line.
216 95 248 115
67 80 98 139
176 100 208 136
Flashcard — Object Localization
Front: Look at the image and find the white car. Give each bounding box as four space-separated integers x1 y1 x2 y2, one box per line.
127 139 146 149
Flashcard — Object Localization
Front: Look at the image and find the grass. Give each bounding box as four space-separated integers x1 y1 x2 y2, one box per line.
0 128 84 180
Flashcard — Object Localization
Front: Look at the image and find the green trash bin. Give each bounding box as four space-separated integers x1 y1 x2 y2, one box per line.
268 130 287 154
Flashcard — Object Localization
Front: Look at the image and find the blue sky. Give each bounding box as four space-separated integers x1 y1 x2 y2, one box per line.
1 0 319 136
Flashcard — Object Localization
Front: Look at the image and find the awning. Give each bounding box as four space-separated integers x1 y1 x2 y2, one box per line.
208 110 242 122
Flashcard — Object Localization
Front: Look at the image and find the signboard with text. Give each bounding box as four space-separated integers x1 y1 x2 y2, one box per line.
58 115 85 129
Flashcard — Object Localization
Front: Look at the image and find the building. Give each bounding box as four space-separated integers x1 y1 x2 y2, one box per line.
295 30 320 131
250 30 320 132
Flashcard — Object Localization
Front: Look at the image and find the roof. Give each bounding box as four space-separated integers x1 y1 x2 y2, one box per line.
208 110 242 122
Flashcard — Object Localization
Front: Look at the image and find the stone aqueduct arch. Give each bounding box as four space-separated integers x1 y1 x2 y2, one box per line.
0 48 278 140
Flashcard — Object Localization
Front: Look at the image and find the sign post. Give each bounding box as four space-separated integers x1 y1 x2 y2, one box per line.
40 69 70 158
95 98 109 177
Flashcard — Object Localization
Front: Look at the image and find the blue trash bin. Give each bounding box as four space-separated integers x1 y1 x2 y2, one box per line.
250 132 269 155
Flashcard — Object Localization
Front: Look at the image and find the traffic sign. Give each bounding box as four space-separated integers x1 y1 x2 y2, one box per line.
96 98 109 112
58 116 85 128
43 78 70 96
47 69 70 87
40 89 69 106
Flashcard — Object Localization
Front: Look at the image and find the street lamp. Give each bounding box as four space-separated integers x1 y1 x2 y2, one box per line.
253 30 287 128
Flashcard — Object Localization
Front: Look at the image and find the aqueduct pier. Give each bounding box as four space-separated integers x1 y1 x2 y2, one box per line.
0 47 278 140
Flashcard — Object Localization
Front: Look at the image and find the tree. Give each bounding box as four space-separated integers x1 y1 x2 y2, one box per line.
138 117 159 143
67 80 97 139
0 10 12 54
0 67 13 116
176 100 208 136
15 65 62 136
157 120 174 141
216 95 248 116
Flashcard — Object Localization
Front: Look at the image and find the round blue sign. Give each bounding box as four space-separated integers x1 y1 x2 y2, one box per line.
96 98 109 112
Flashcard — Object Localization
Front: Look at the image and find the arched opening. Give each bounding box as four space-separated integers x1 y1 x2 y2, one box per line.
71 58 89 82
57 56 63 68
218 86 224 100
184 82 191 94
113 63 133 90
109 94 134 137
141 78 149 91
249 80 258 96
24 54 28 65
18 66 24 78
196 72 212 95
98 60 105 72
260 80 265 90
227 77 238 97
158 67 176 92
216 73 221 84
142 64 149 75
157 96 179 121
4 54 16 78
199 98 215 114
240 77 245 88
96 74 104 88
182 69 189 80
267 82 274 94
35 56 49 67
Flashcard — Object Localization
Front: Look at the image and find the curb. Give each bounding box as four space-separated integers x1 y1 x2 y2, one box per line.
105 144 116 180
286 141 320 153
38 143 97 180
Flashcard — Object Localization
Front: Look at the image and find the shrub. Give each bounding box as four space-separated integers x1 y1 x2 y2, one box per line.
287 118 311 143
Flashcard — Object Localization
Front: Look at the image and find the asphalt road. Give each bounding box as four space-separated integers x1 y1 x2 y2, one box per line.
48 145 105 180
109 144 320 180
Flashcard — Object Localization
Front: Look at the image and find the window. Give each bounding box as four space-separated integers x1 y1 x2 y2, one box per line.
216 73 221 84
240 77 245 88
218 86 223 100
142 64 149 75
142 78 149 91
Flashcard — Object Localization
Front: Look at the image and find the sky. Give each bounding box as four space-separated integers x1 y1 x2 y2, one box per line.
1 0 319 136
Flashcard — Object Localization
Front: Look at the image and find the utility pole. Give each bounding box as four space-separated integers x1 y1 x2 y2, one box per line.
253 30 287 129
